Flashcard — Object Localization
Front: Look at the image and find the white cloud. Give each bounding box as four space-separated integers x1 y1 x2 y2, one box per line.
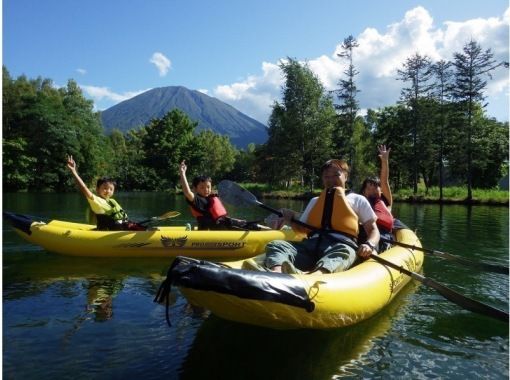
80 7 508 122
80 85 150 110
197 88 209 94
76 68 87 75
150 52 171 76
213 6 509 124
212 61 284 122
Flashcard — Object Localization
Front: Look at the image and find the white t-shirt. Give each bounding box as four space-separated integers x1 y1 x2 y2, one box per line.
300 192 377 227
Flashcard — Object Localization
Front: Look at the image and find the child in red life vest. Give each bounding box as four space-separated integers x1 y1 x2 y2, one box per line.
178 160 265 230
360 145 395 251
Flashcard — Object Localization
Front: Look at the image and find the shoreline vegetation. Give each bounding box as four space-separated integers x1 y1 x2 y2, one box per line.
242 184 509 206
10 185 508 206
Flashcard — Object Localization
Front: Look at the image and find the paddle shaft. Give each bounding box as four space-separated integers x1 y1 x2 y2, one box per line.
254 194 509 322
245 186 507 275
381 237 509 275
256 201 335 233
138 211 180 225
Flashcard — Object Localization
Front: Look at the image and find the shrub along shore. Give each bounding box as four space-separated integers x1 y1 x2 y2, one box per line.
246 185 509 206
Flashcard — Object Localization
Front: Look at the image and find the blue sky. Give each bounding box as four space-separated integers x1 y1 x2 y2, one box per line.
4 0 509 123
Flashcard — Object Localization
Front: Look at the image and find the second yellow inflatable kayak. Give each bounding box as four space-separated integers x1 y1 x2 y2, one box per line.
4 212 303 259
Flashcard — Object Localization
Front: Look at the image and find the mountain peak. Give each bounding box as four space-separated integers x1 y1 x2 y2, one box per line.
101 86 268 148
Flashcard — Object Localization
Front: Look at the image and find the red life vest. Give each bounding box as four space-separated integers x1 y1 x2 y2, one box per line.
371 196 394 232
189 194 228 221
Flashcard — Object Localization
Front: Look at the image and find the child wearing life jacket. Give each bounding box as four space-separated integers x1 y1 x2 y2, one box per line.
66 155 145 231
179 160 264 230
360 145 395 251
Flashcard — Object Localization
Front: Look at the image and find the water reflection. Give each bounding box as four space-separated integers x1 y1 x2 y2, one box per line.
85 278 124 322
3 194 508 379
3 252 171 307
179 284 418 380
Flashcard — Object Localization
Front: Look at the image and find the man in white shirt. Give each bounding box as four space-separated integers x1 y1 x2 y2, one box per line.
263 159 380 274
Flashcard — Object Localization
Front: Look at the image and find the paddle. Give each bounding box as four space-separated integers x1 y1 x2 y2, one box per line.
218 180 509 322
137 211 181 225
381 237 509 275
218 180 308 229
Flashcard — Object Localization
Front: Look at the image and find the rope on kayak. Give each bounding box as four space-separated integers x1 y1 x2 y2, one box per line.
154 257 233 327
154 260 178 327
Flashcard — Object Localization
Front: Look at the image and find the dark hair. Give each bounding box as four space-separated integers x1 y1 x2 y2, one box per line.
321 159 349 176
360 176 381 194
192 175 212 188
96 177 117 189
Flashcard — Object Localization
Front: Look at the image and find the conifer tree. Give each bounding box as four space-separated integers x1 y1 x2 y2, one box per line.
397 53 433 193
451 40 508 200
334 35 360 174
265 58 335 190
430 60 453 200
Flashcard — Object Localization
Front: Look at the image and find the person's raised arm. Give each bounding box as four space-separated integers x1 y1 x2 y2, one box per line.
378 145 392 208
66 155 94 200
178 160 195 202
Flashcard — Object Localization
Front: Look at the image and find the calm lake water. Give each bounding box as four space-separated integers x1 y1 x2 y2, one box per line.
3 192 509 379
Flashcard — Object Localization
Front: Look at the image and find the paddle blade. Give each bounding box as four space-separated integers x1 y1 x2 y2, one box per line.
371 254 509 322
155 211 181 220
217 180 260 208
423 276 509 322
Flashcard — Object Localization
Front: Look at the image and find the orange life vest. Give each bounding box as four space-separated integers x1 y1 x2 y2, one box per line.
189 194 228 221
306 187 359 238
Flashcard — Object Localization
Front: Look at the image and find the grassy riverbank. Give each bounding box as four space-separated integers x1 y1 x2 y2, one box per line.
242 183 509 205
393 186 509 205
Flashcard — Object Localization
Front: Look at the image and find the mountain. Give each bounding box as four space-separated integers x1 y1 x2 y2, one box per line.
100 86 268 148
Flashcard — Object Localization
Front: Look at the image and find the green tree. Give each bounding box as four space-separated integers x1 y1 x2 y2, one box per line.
108 129 129 187
366 105 414 190
397 53 433 193
264 58 336 191
451 40 508 200
349 118 375 191
261 102 298 185
60 80 105 191
228 143 259 182
3 137 36 191
143 109 197 190
10 76 73 190
192 130 237 180
3 68 106 192
3 67 36 190
334 35 361 172
429 60 453 200
122 128 157 190
471 117 509 188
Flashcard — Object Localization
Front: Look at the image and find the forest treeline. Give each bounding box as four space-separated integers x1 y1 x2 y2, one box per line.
3 39 508 199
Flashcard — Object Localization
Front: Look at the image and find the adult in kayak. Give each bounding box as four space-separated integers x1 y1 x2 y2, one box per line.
262 158 380 274
66 155 145 231
179 160 267 231
360 145 394 251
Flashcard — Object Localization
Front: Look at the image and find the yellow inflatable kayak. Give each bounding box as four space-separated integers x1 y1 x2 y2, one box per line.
4 212 303 259
155 228 423 329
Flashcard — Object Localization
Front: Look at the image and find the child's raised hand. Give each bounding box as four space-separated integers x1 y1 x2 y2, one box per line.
179 160 187 175
66 155 77 171
378 145 391 161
